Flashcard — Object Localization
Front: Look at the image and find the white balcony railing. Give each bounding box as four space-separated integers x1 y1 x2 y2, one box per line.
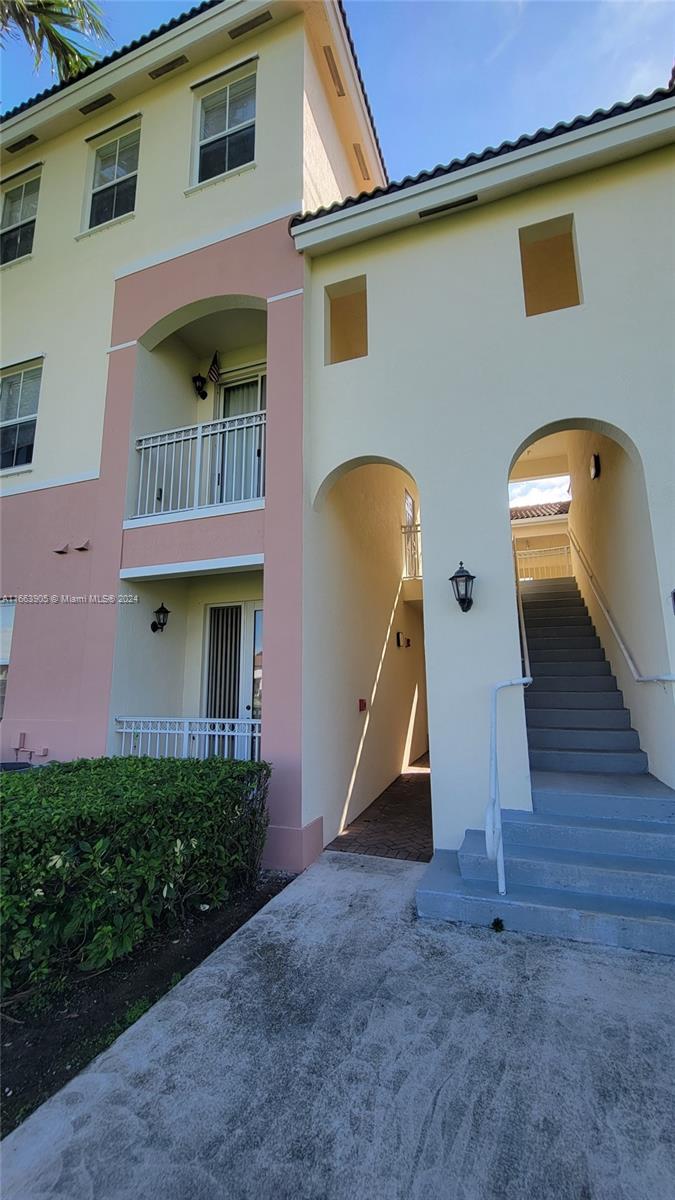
133 411 266 518
402 523 422 579
115 716 262 761
515 544 571 581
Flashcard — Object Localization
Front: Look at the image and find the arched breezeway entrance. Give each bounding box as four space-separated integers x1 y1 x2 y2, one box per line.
303 457 432 861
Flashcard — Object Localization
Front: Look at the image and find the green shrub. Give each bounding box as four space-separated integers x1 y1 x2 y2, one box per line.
1 756 270 995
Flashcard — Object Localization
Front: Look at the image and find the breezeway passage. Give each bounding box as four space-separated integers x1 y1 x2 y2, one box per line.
3 853 673 1200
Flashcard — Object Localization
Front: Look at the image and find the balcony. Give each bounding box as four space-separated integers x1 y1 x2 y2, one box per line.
115 716 262 761
131 410 266 520
402 523 422 579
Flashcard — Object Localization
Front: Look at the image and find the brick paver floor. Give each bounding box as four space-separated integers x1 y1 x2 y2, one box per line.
327 756 432 862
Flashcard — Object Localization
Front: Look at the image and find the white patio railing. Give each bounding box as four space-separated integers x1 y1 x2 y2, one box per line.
115 716 262 761
515 543 571 581
133 411 266 518
402 523 422 579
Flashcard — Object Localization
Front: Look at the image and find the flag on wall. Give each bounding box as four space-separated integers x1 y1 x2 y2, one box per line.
208 352 220 383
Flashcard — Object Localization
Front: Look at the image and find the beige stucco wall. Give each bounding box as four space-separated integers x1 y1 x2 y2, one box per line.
302 464 428 843
1 17 306 494
302 146 675 849
302 40 360 214
567 430 675 787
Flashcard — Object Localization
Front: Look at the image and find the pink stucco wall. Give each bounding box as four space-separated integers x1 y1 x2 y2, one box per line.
2 217 318 869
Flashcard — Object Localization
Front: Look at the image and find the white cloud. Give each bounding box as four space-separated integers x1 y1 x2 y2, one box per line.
509 475 571 506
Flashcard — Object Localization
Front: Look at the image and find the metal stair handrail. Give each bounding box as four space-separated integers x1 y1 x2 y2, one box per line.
568 528 675 685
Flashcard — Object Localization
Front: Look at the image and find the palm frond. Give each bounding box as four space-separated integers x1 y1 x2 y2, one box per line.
0 0 111 80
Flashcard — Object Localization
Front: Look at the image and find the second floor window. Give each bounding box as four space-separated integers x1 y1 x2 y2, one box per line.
89 129 140 228
198 74 256 183
0 362 42 470
1 175 40 264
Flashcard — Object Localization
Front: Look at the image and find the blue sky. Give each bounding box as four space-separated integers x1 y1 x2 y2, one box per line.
2 1 673 180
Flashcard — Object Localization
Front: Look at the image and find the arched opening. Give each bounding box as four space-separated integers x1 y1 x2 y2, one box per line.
509 418 674 791
305 458 432 861
126 295 268 521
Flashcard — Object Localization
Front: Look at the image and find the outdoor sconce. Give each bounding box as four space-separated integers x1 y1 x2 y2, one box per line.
151 603 170 633
192 373 208 400
450 562 475 612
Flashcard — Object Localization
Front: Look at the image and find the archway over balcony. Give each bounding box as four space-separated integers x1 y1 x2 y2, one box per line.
304 456 432 862
508 416 674 790
126 295 268 522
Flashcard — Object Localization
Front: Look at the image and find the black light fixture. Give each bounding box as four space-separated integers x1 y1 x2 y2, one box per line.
151 602 170 633
450 561 475 612
192 372 207 400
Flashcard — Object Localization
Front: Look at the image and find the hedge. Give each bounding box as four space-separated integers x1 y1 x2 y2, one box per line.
1 756 270 995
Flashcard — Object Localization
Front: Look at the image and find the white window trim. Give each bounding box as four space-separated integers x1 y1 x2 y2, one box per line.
190 65 257 189
82 120 141 234
1 168 41 265
0 357 44 474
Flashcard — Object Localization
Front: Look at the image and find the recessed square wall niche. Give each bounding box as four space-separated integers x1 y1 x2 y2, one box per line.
519 214 582 317
325 276 368 364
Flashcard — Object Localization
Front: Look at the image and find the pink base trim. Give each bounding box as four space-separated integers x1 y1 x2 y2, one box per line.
263 817 324 873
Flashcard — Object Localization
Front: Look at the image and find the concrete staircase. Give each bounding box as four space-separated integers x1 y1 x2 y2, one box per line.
417 575 675 955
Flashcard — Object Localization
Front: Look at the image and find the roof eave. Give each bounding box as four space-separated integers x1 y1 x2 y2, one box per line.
291 95 675 255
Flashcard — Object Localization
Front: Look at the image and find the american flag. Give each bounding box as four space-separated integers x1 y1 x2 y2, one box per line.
207 352 220 383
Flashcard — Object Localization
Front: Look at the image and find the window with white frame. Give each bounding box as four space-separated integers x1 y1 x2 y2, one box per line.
197 73 256 184
1 174 40 264
89 128 140 228
0 600 16 719
0 362 42 470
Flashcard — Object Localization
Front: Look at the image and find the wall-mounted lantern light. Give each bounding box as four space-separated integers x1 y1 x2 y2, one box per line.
450 562 475 612
151 602 170 633
192 373 208 400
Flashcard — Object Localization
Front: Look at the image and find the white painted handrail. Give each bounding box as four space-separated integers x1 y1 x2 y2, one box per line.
116 716 262 761
402 523 422 579
485 557 532 896
568 529 675 685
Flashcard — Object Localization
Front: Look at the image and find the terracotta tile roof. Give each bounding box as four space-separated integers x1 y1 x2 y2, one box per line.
510 500 571 521
291 84 674 228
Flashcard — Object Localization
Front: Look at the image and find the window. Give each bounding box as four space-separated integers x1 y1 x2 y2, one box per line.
325 276 368 365
0 362 42 470
198 74 256 183
519 214 581 317
89 129 140 228
1 174 40 264
0 600 16 719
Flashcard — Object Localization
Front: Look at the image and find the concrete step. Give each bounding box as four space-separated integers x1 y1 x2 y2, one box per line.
527 676 619 693
501 809 675 861
416 850 675 956
527 726 641 752
528 635 600 651
526 707 631 729
523 597 586 610
530 660 611 676
529 747 648 774
529 647 605 663
531 771 675 821
520 578 578 592
458 830 675 905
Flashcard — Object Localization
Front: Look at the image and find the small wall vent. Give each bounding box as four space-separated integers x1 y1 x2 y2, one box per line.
6 134 38 153
353 143 370 182
79 93 116 115
149 55 189 80
229 11 272 39
323 46 345 97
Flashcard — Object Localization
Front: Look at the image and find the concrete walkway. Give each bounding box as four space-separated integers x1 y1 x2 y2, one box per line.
3 853 674 1200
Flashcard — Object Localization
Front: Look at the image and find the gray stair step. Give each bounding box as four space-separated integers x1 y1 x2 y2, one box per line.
524 615 594 629
531 660 611 676
526 707 631 729
417 850 675 956
530 747 648 774
501 808 675 860
532 771 675 820
523 598 585 611
527 688 623 708
528 726 641 752
520 579 578 592
528 635 600 650
527 676 619 693
530 647 605 663
458 830 675 905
